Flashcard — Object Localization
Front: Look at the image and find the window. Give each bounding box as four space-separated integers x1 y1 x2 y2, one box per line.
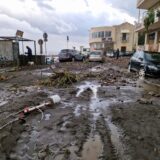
105 31 111 37
148 32 155 40
101 31 104 38
92 31 107 38
122 33 127 41
138 32 145 45
137 52 144 59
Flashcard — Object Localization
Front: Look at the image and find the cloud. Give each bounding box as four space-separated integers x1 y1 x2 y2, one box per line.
0 0 137 53
106 0 137 17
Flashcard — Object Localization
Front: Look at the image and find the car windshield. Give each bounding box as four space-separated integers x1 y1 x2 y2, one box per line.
61 49 69 53
90 52 101 55
145 53 160 62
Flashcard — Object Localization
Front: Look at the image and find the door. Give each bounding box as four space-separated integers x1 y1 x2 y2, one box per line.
136 52 144 70
133 51 144 71
131 52 138 70
12 42 19 60
121 46 126 53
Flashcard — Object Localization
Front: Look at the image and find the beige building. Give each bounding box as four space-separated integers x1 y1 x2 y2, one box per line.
89 22 135 53
136 0 160 52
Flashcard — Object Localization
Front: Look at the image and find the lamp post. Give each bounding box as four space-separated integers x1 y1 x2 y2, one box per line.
43 32 48 55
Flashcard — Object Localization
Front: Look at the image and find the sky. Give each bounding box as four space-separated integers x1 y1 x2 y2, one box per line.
0 0 138 54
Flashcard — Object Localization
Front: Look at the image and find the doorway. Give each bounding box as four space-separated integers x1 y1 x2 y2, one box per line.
121 46 126 53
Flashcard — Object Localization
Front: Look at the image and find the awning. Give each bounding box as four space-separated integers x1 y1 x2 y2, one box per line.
0 36 35 42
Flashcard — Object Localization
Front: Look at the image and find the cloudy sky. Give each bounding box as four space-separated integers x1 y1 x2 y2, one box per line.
0 0 138 54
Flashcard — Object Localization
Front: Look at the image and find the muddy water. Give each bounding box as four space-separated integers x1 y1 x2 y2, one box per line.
81 134 103 160
76 82 104 160
76 81 100 98
76 81 136 160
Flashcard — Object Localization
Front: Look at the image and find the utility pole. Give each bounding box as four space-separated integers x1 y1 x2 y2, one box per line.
67 36 69 49
43 32 48 55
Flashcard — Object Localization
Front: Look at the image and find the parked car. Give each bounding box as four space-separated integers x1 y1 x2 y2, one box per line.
120 51 134 57
128 51 160 77
106 51 115 58
81 48 90 58
59 49 85 62
89 51 105 62
45 57 53 64
74 52 86 61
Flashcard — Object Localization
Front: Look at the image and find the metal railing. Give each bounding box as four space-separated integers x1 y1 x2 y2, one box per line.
121 37 129 43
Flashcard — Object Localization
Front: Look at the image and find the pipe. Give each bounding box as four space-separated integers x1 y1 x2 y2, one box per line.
23 95 61 114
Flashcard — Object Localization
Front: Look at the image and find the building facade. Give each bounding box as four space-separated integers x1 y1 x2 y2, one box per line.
89 22 135 53
136 0 160 52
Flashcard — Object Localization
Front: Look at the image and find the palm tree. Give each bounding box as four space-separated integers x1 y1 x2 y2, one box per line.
144 10 155 32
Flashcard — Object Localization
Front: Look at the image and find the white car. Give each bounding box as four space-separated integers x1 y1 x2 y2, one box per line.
89 51 104 62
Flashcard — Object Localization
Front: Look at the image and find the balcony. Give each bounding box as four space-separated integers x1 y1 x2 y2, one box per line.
101 37 113 44
136 10 160 32
137 0 159 9
121 37 129 43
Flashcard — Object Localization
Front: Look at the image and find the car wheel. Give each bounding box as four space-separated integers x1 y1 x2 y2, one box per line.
139 68 145 78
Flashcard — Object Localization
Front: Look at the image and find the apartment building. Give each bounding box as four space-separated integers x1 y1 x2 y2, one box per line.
136 0 160 52
89 22 135 53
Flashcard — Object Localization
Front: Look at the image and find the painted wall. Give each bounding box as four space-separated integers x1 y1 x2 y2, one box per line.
0 40 13 60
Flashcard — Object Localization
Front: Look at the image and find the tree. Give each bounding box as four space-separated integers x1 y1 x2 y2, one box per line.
144 10 155 32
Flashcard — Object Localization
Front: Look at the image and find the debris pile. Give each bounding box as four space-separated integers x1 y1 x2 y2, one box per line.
39 70 79 87
0 74 7 81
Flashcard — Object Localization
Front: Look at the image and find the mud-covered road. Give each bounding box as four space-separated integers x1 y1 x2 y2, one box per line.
0 58 160 160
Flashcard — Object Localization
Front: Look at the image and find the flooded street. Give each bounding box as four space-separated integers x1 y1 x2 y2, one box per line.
0 60 160 160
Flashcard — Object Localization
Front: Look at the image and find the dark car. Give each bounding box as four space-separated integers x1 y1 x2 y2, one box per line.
128 51 160 77
59 49 85 62
120 51 134 57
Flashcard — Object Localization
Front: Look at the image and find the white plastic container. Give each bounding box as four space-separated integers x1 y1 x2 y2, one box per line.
50 95 61 104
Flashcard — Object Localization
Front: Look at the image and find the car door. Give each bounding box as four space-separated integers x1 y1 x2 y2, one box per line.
130 52 138 71
136 52 144 70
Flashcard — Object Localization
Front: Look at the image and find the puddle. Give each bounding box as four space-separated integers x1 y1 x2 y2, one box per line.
76 81 100 98
82 134 103 160
76 81 133 160
60 115 71 131
29 128 40 141
90 66 104 73
45 113 51 120
0 101 8 107
34 67 53 77
74 105 82 117
60 121 70 131
61 101 74 109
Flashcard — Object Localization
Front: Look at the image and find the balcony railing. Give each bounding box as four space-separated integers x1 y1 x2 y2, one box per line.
136 10 160 31
121 37 129 43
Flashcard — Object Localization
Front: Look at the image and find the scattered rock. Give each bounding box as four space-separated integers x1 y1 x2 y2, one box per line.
137 98 152 104
0 74 8 81
137 136 144 141
116 86 120 90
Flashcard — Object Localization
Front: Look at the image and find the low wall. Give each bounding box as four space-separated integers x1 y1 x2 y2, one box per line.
19 55 46 66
